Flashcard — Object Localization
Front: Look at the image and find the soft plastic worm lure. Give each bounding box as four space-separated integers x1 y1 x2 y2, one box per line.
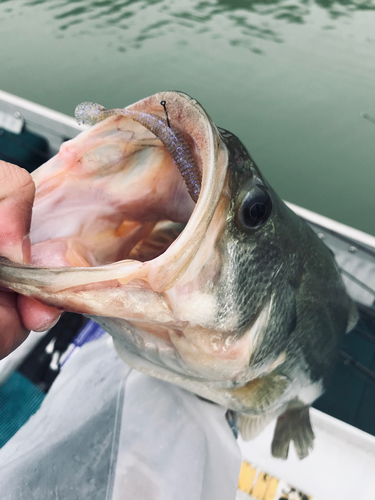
75 102 202 202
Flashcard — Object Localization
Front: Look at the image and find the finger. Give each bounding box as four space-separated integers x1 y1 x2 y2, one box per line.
0 291 29 360
0 161 35 263
0 161 61 331
18 295 61 332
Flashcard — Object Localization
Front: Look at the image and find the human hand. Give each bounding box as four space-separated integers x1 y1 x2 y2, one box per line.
0 161 61 359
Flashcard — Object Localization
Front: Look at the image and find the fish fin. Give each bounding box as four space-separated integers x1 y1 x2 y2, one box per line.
271 406 314 460
230 374 289 413
239 411 277 441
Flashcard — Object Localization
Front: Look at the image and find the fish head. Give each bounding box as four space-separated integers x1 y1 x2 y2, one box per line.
164 125 310 386
0 92 351 403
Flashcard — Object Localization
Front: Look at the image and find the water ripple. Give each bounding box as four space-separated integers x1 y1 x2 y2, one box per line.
3 0 375 52
54 6 88 19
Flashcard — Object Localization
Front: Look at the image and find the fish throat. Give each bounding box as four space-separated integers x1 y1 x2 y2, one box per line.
30 101 206 270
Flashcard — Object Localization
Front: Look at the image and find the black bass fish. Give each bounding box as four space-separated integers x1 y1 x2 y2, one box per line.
0 92 357 459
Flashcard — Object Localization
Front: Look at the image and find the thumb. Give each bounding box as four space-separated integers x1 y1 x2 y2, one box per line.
0 161 61 333
0 161 35 263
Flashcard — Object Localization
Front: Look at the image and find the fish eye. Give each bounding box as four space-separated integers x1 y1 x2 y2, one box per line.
237 185 272 229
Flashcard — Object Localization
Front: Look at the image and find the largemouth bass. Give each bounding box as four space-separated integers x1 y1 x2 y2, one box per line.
0 92 357 459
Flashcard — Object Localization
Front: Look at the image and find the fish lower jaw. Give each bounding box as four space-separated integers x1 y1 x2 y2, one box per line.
100 315 254 386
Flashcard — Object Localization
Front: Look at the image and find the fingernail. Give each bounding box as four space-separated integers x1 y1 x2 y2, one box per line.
0 243 24 264
33 314 61 333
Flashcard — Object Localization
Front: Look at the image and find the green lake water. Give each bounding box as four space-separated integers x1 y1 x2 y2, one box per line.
0 0 374 235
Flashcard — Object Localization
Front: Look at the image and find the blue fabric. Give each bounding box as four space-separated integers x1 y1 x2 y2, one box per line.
0 372 45 448
59 320 106 367
72 320 106 347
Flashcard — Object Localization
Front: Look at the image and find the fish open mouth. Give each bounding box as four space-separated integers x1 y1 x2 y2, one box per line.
0 92 250 383
32 105 196 267
24 91 229 293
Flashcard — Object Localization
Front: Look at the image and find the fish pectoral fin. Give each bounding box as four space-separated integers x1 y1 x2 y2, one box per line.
271 406 314 460
239 411 278 441
230 373 289 413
